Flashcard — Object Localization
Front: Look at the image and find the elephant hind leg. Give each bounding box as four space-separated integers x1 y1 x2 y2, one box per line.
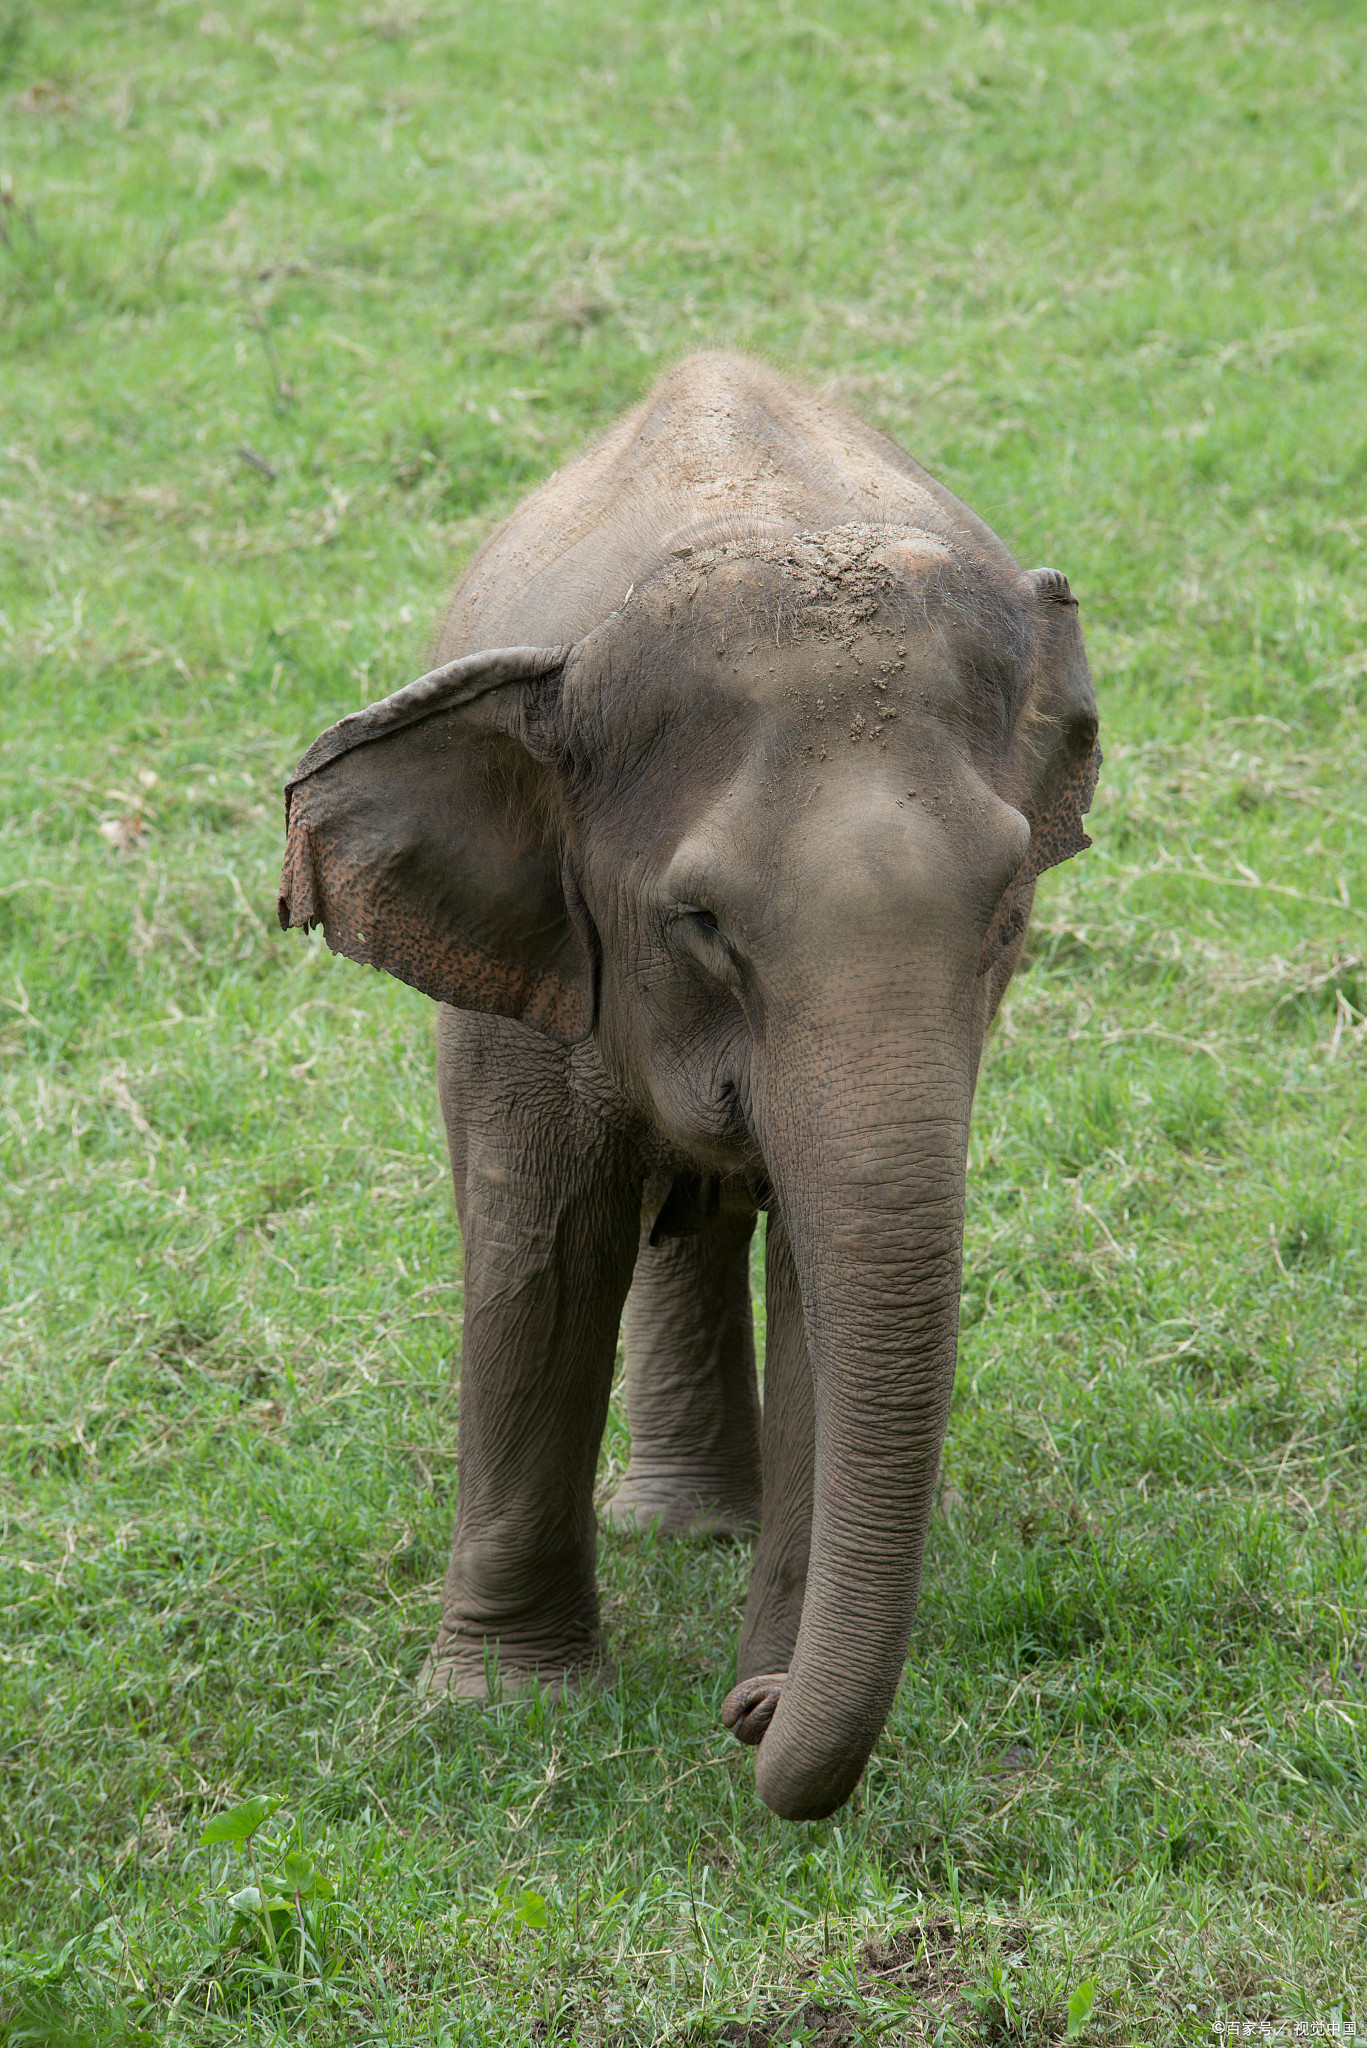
602 1198 762 1540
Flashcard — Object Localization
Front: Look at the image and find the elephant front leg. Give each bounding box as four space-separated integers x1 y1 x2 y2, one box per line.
734 1212 813 1683
424 1021 642 1699
602 1199 762 1540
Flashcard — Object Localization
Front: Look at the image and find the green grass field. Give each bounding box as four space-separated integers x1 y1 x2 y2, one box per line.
2 1 1366 2040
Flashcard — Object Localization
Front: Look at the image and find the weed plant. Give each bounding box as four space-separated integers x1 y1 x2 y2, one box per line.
1 1 1365 2041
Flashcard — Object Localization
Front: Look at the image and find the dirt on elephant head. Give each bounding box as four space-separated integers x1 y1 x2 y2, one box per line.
636 520 977 656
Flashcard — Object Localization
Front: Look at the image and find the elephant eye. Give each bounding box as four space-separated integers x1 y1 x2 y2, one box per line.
673 902 744 989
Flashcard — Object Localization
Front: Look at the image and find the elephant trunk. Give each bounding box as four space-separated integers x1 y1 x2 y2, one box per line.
749 996 974 1821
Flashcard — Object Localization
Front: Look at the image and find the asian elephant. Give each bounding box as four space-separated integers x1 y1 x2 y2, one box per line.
278 352 1100 1821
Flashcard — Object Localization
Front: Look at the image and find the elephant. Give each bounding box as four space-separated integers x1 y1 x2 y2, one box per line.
278 352 1100 1821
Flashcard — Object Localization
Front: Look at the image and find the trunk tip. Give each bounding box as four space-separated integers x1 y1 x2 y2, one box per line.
754 1745 864 1822
722 1672 786 1746
724 1672 875 1820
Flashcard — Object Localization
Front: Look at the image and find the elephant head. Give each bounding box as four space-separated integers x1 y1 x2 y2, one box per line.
279 523 1099 1821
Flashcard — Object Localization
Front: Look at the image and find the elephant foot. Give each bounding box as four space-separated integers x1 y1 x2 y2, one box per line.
722 1671 787 1745
418 1636 612 1704
602 1467 760 1541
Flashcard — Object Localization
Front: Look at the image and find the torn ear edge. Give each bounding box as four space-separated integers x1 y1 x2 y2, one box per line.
277 643 594 1044
978 729 1102 978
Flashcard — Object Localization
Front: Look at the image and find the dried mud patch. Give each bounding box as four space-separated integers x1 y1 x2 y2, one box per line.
712 1921 1003 2047
716 2001 856 2046
858 1915 968 1996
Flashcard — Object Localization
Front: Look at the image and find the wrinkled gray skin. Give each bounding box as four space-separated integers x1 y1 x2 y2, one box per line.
279 353 1100 1821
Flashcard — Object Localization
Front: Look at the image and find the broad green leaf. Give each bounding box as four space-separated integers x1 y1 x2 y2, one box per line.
200 1794 284 1847
263 1850 335 1902
226 1885 263 1914
1066 1979 1097 2038
516 1887 549 1930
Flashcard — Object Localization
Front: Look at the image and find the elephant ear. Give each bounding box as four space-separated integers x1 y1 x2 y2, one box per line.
278 644 593 1044
978 569 1102 976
